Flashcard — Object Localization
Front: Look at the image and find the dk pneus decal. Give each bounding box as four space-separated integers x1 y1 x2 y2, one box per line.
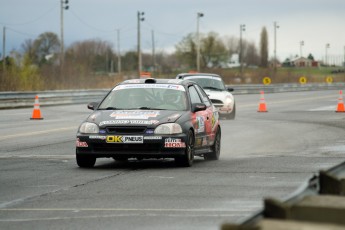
106 135 143 143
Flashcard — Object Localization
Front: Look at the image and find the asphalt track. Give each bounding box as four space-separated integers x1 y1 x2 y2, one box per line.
0 90 345 230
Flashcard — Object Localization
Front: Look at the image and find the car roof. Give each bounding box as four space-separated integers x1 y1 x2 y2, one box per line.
117 78 195 87
176 73 222 79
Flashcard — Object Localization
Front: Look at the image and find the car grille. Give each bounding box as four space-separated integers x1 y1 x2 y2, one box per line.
106 126 146 134
210 99 223 105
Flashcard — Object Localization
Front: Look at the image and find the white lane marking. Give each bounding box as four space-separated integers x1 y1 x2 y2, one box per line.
308 105 335 111
0 208 259 212
0 155 74 159
0 212 248 222
0 127 76 141
238 94 336 109
149 176 175 179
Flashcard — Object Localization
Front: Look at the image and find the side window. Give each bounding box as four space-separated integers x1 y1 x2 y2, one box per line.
195 85 211 107
188 86 203 104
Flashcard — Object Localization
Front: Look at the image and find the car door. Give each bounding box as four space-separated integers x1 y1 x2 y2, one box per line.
188 85 213 148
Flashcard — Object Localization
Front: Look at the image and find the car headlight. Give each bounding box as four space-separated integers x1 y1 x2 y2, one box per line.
154 123 182 134
79 122 99 134
224 96 233 105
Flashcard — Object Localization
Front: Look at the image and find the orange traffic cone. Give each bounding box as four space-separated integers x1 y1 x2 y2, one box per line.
336 90 345 113
30 95 44 120
258 91 268 112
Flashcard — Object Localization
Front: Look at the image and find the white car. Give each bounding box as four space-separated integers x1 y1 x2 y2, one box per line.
176 73 235 120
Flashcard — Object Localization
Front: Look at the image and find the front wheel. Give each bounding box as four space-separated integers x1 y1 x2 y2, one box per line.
204 128 221 160
76 154 96 168
175 130 194 167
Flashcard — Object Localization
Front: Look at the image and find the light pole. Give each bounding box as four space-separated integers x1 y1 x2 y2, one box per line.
137 11 144 76
300 41 304 57
273 21 279 72
196 12 204 72
2 26 5 72
325 43 330 66
60 0 69 70
117 29 121 76
240 24 245 78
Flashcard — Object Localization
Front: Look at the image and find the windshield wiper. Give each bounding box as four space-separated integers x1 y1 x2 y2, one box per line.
137 107 165 110
98 107 121 110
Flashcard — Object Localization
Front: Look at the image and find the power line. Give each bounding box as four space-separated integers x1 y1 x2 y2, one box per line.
0 6 57 26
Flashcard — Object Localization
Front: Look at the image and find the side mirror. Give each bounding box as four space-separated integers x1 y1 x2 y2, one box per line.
227 87 234 92
191 103 207 113
87 102 99 110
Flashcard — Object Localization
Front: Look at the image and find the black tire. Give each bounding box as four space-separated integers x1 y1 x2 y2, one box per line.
226 103 236 120
204 128 221 160
76 154 96 168
175 130 194 167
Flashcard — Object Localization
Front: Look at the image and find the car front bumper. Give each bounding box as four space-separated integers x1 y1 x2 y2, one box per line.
76 133 188 159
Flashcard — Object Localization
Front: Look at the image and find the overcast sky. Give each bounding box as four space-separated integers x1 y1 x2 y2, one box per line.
1 0 345 63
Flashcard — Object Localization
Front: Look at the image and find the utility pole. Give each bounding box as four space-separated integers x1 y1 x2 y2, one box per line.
60 0 69 71
325 43 330 66
2 26 5 72
137 11 144 76
273 21 279 73
117 29 121 76
151 30 156 76
300 41 304 57
196 12 203 72
240 24 245 78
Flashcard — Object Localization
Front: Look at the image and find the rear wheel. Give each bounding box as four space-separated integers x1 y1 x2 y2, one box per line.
175 130 194 167
204 128 221 160
76 154 96 168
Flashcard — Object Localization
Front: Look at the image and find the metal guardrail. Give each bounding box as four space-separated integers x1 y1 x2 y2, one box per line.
222 161 345 229
1 83 345 109
0 89 109 109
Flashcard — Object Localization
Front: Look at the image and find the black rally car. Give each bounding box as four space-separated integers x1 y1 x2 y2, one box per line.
76 78 221 167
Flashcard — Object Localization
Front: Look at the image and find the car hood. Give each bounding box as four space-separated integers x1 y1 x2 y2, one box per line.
87 110 183 128
204 89 233 101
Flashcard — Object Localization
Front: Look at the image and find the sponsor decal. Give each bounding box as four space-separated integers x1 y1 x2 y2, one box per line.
76 138 88 147
99 119 157 126
167 113 181 121
202 138 208 146
89 135 106 140
123 79 141 84
164 138 186 148
195 138 202 146
106 135 143 143
211 114 216 128
110 111 160 120
195 116 205 133
113 84 186 91
144 136 162 140
89 114 97 121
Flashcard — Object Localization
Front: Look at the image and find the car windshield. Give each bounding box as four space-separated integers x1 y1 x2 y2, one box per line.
184 77 226 91
98 84 188 111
